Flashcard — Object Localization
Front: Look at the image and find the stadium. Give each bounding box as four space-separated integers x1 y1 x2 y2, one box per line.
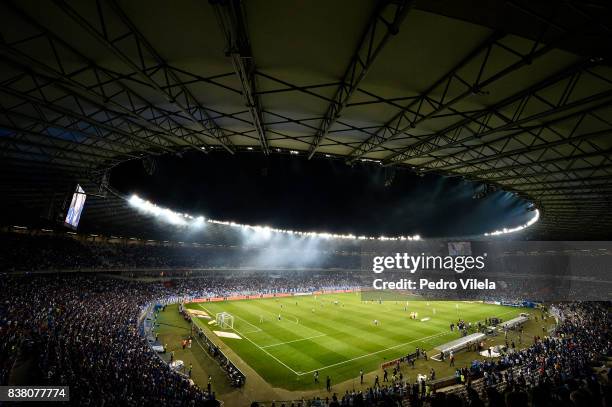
0 1 611 406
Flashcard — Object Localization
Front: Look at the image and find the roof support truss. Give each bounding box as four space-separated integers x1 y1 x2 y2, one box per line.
212 0 269 153
308 0 413 158
52 0 235 153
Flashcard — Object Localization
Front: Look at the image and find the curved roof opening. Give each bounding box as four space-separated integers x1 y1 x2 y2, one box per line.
111 151 534 238
0 0 610 239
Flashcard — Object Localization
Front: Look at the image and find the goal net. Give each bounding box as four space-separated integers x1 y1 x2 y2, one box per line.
216 312 235 329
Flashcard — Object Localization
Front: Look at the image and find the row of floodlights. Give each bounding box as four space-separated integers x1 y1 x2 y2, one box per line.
128 194 421 241
483 209 540 237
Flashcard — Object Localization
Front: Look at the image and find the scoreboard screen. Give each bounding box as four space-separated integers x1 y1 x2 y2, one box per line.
64 184 86 229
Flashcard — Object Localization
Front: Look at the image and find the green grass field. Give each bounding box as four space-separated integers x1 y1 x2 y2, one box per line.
187 293 528 390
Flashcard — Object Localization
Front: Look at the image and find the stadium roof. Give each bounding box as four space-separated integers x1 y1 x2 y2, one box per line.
1 0 611 239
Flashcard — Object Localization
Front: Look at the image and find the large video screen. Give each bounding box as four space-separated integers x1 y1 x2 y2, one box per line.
64 184 86 229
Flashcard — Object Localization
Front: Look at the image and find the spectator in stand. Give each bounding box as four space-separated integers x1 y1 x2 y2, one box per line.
0 232 610 406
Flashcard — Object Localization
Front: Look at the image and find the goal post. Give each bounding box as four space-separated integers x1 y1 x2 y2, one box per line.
216 312 235 329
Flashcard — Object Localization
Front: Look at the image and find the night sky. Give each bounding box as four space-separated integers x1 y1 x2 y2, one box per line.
111 152 532 238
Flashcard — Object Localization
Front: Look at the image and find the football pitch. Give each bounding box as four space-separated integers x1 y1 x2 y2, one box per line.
186 293 528 390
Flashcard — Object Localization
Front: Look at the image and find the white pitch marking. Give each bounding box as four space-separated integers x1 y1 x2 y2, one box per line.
199 304 262 333
233 314 264 333
196 302 526 378
261 333 327 349
198 304 301 376
296 309 524 376
297 330 452 376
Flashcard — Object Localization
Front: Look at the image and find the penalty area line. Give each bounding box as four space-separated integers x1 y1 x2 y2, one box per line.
199 304 262 333
198 304 301 376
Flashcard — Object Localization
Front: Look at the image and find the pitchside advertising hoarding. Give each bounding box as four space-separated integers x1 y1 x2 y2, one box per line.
359 241 612 301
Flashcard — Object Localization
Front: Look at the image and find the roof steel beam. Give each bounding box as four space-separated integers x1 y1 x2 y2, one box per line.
212 0 269 153
0 84 176 155
418 69 612 171
522 182 612 193
0 103 147 158
53 0 235 153
0 127 124 164
0 55 209 154
507 174 612 188
422 101 612 173
347 31 505 162
379 36 592 165
406 61 602 161
463 147 612 178
484 163 612 183
0 2 216 155
308 0 413 158
0 139 117 168
0 122 137 162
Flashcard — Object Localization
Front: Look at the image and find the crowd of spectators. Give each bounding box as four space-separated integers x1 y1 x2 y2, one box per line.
0 232 360 271
1 232 610 406
438 302 612 407
146 274 361 300
0 272 363 406
0 233 100 270
1 233 608 301
2 232 605 305
3 271 609 407
0 275 217 406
